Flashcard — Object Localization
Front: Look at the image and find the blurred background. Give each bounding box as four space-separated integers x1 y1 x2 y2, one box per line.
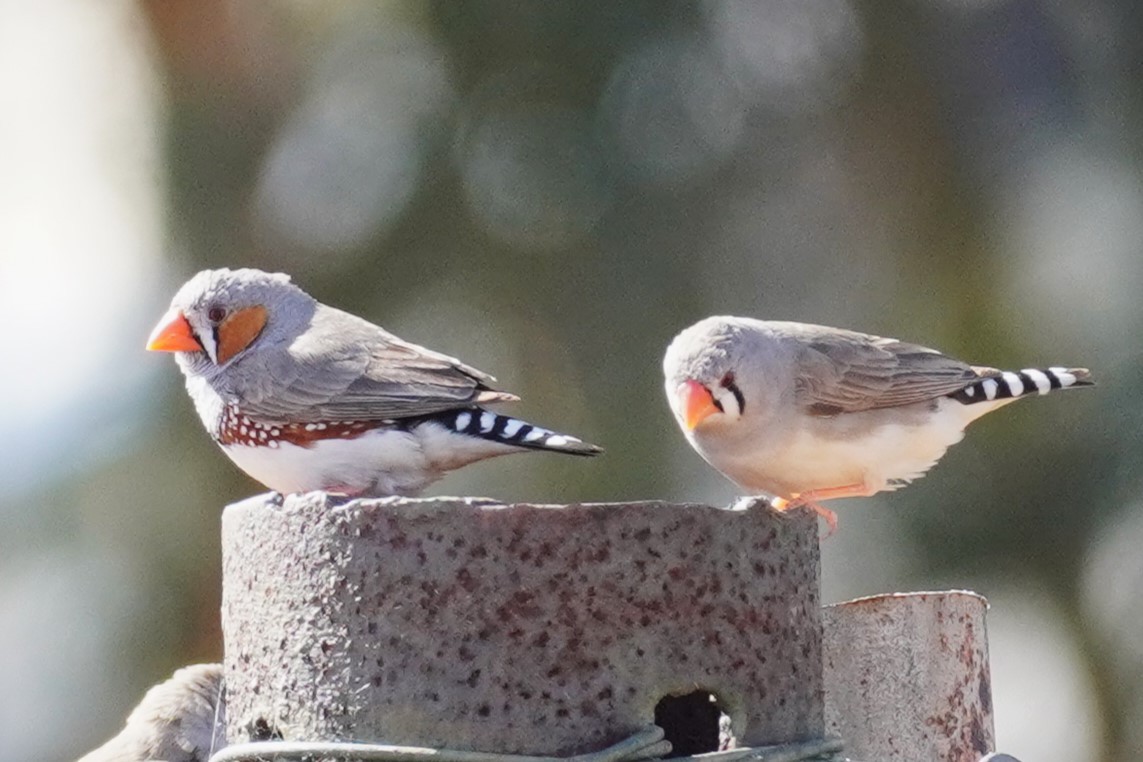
1 1 1139 760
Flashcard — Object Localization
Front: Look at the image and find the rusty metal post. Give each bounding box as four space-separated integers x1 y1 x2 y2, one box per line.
220 494 823 755
822 591 994 762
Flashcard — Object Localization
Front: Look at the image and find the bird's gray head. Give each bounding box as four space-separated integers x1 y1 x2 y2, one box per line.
663 316 782 433
147 268 315 376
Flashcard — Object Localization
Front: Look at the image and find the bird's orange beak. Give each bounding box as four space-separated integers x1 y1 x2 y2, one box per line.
146 310 202 353
678 379 720 430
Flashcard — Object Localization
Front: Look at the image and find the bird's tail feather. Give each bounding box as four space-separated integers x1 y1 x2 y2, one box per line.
423 408 603 456
949 367 1093 405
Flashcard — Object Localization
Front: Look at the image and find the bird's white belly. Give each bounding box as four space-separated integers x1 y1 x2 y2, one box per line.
219 421 517 496
709 400 975 497
222 428 433 496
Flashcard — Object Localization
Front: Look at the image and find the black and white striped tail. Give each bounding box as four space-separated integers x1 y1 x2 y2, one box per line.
420 408 603 456
949 367 1093 405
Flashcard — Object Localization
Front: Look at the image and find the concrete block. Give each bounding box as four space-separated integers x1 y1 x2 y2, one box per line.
221 494 822 755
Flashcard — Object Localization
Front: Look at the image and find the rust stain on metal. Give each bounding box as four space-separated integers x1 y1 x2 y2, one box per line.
823 591 994 762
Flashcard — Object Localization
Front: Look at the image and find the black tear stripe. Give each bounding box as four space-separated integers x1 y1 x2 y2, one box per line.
728 382 746 414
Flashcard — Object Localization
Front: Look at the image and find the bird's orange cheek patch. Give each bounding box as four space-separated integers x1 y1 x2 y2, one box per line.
217 305 267 365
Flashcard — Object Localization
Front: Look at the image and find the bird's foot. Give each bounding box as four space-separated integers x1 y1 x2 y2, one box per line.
771 495 839 538
776 481 873 537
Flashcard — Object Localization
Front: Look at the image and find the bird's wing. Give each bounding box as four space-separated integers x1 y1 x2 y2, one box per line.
238 306 517 422
786 325 979 415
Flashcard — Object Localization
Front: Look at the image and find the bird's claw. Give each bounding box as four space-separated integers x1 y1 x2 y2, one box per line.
770 494 838 538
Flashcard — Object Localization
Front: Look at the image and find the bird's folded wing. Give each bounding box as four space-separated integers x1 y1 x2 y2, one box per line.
790 328 979 415
237 306 516 422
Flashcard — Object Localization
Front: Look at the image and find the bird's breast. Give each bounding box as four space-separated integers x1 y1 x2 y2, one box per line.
695 400 974 497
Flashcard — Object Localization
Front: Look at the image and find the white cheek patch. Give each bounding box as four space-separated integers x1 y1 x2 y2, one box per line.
193 318 218 364
713 387 741 418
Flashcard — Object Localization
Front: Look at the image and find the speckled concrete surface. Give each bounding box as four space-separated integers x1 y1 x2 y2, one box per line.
221 494 822 755
823 591 993 762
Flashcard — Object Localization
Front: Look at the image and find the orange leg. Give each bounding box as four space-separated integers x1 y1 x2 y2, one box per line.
771 482 870 537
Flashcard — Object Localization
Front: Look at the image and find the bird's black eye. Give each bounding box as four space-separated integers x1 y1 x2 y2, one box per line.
207 306 226 323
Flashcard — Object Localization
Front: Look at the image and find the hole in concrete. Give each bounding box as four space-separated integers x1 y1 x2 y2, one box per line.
250 717 283 741
654 691 732 756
